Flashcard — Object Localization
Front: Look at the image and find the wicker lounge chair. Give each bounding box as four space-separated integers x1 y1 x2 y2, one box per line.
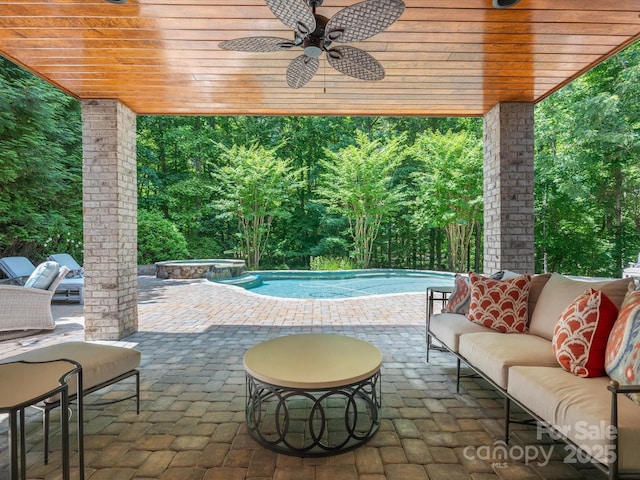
0 266 70 340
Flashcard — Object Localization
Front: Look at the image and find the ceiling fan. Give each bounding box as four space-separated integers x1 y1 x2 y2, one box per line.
218 0 405 89
493 0 522 7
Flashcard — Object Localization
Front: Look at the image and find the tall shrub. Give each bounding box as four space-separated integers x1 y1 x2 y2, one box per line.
137 208 189 264
317 131 406 268
411 130 483 272
214 144 301 269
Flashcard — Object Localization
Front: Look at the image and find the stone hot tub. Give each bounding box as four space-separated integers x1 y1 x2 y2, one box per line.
155 259 246 280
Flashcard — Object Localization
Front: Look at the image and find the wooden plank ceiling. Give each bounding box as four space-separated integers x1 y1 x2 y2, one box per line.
1 0 640 116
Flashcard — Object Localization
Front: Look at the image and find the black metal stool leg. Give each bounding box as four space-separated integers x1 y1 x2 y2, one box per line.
504 396 511 444
9 410 18 480
43 407 51 464
19 408 26 480
76 370 85 480
61 386 70 480
136 371 140 414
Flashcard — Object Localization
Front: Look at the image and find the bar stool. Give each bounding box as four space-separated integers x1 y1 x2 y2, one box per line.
0 359 83 480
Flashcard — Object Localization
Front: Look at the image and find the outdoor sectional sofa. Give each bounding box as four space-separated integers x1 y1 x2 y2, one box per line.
427 272 640 480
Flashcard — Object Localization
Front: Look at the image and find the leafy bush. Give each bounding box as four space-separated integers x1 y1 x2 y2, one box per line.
137 209 189 264
186 236 224 260
309 236 350 259
40 220 83 263
310 256 356 271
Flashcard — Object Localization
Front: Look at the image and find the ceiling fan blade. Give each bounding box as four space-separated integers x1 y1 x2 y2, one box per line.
286 55 319 89
265 0 316 36
325 0 405 43
219 37 296 52
326 46 385 81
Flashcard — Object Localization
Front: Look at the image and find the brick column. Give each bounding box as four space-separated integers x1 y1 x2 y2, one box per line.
483 102 535 274
82 99 138 340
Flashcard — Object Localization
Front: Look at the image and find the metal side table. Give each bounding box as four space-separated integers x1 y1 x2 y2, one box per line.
0 359 83 480
426 285 453 362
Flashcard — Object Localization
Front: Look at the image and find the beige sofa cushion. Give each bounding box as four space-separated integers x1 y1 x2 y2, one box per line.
528 273 552 324
429 313 493 353
529 274 631 341
458 332 559 389
508 365 640 471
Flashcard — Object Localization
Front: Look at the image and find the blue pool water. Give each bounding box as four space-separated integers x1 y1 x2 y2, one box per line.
216 269 454 299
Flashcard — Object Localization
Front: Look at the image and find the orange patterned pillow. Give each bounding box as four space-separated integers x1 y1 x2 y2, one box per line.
553 288 619 378
467 272 532 333
605 285 640 404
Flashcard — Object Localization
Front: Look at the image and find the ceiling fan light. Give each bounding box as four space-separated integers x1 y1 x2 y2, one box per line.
304 45 323 58
303 37 324 58
493 0 522 8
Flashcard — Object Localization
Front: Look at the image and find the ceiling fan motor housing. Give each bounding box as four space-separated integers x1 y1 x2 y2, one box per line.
303 14 328 58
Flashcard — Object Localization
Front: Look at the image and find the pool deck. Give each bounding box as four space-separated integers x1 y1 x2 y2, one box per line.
0 276 606 480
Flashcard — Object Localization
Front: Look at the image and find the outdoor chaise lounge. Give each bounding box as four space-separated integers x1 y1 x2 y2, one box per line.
47 253 83 276
0 255 84 303
0 263 70 340
623 252 640 279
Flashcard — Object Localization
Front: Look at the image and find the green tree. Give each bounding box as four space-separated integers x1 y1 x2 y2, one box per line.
411 130 483 272
535 41 640 276
0 57 82 259
267 116 348 268
317 131 406 268
166 177 222 258
214 144 301 269
134 114 483 270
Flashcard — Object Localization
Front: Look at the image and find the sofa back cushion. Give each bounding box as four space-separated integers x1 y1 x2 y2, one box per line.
529 273 631 340
528 273 552 324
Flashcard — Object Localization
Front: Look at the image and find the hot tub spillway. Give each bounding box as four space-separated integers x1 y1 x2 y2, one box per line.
215 273 263 289
155 259 246 280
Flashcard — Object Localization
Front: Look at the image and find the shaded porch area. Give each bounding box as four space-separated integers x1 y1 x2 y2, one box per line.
0 277 607 479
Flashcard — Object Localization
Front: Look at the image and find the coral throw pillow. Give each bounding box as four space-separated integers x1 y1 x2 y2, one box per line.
605 286 640 404
444 274 471 314
553 288 618 378
467 272 532 333
444 271 509 315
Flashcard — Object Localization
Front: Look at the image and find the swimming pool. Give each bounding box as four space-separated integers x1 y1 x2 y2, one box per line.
215 269 454 299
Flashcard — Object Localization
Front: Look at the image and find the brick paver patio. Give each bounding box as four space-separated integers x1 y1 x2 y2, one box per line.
0 276 607 480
